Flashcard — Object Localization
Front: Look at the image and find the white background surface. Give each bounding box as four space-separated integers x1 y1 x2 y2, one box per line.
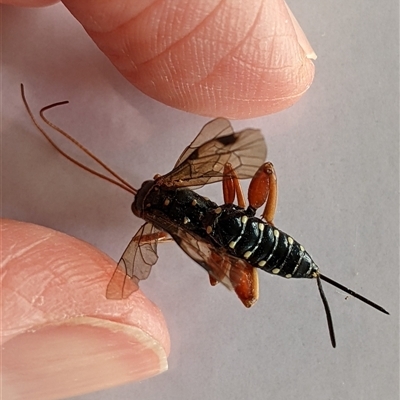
2 2 399 400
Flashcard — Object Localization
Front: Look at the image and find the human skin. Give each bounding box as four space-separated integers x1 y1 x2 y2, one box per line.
2 0 316 118
2 1 316 398
1 219 170 399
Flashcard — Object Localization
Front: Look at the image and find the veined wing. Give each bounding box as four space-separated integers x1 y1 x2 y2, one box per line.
106 222 160 299
171 227 259 308
174 118 234 167
159 118 267 188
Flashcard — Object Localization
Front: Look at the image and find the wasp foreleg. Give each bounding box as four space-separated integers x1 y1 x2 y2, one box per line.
222 162 246 208
133 231 173 245
106 224 172 300
210 163 246 287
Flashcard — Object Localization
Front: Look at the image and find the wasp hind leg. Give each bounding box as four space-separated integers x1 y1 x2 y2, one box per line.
248 162 278 225
207 163 260 306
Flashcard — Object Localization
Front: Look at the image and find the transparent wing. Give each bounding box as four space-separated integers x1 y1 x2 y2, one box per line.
106 222 160 299
174 118 234 167
171 227 259 307
159 118 267 188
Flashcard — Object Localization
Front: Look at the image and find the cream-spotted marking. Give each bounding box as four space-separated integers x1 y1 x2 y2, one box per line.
164 199 170 206
292 257 302 276
272 268 280 274
276 236 295 276
191 199 197 206
243 251 252 259
243 221 264 259
266 228 280 262
228 214 249 250
300 245 305 252
206 226 213 234
249 223 264 257
183 217 190 225
258 260 267 267
214 207 222 214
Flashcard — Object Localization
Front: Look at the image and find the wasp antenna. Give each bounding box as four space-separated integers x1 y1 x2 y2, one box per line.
316 275 336 348
318 273 389 315
21 84 137 196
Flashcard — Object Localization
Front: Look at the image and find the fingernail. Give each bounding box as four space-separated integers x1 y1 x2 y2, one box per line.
2 317 168 399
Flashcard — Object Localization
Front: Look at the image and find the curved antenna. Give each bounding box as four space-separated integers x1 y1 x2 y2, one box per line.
316 275 336 348
315 272 389 348
21 84 137 196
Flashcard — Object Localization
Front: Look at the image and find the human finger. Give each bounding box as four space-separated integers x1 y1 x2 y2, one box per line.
1 219 170 400
62 0 316 119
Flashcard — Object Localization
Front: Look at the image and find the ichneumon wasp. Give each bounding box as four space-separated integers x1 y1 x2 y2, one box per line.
21 84 389 348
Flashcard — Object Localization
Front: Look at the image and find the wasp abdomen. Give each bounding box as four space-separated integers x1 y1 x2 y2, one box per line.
207 206 318 279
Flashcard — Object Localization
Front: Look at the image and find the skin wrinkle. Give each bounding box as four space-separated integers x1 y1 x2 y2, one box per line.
5 288 34 313
238 35 304 78
139 4 264 112
189 1 264 101
1 234 53 266
75 0 161 34
265 32 276 75
87 14 101 32
154 0 225 62
8 249 97 317
129 1 262 82
219 86 311 102
152 1 223 66
197 13 258 79
133 0 251 78
179 7 308 113
60 0 314 118
110 0 159 37
86 1 222 65
115 0 164 34
231 57 310 102
23 271 53 301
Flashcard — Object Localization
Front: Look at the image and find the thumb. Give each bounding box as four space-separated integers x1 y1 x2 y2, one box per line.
1 219 170 400
62 0 316 119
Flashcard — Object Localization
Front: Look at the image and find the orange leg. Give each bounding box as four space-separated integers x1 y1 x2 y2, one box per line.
135 231 173 245
211 163 247 287
207 250 259 307
209 275 219 286
248 162 278 225
223 163 246 208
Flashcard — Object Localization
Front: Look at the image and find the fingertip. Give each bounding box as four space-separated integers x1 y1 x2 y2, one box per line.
1 219 170 398
63 0 316 119
284 2 317 60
